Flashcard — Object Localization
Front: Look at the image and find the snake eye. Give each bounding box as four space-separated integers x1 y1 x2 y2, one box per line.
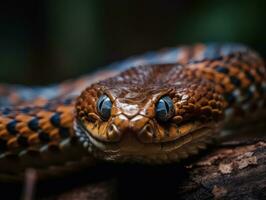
156 96 175 122
97 95 112 120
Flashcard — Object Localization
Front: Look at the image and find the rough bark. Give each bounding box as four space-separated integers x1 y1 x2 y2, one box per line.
176 140 266 200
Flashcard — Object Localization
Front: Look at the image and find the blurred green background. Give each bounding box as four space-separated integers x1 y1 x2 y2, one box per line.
0 0 265 85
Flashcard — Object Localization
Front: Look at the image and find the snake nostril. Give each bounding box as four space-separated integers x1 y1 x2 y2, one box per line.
107 124 121 142
137 124 155 143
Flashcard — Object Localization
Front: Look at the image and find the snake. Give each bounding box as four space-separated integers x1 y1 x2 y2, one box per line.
0 43 265 181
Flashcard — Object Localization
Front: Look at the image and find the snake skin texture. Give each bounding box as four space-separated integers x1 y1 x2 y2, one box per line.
0 43 265 180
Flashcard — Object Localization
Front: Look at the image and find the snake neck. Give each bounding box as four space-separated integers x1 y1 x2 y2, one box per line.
187 51 266 120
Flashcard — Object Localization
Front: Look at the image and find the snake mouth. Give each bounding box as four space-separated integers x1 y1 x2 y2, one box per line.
75 119 220 163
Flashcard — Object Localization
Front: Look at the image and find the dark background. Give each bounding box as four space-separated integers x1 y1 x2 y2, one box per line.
0 0 265 85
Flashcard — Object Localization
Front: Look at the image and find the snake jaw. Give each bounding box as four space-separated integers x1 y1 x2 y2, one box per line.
75 117 220 164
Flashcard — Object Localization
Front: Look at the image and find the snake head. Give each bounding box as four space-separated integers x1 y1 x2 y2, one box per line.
75 64 225 163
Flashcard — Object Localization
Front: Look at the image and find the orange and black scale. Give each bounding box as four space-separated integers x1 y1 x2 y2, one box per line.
183 44 266 117
0 97 75 153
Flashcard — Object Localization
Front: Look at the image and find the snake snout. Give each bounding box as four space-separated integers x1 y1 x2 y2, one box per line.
108 114 153 142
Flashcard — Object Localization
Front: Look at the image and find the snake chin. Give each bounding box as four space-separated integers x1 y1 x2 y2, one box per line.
75 119 221 164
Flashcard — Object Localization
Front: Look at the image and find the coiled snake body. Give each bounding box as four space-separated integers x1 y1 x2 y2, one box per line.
0 44 265 180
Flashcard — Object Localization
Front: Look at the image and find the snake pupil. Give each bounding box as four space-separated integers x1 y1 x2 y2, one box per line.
97 95 112 120
156 96 175 122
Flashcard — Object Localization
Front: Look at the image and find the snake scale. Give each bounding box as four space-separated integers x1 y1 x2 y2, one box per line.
0 43 265 181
